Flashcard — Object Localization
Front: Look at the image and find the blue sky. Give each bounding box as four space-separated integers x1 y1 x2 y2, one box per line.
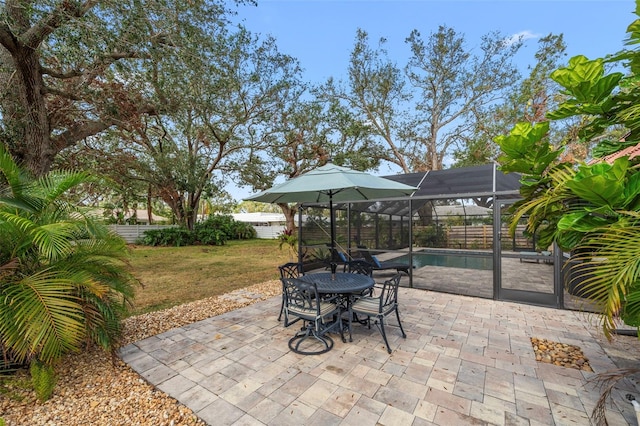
235 0 635 84
230 0 636 200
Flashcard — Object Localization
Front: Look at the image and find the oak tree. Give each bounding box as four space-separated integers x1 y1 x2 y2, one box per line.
0 0 251 176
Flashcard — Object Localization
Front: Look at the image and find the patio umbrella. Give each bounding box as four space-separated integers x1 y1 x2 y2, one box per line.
245 163 418 263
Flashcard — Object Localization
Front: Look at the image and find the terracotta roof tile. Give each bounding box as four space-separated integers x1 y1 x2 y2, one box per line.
601 141 640 164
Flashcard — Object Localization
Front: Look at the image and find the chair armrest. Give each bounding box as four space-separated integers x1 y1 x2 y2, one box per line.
321 293 341 303
368 283 384 296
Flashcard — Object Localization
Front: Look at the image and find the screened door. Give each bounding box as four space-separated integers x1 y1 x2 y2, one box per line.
494 200 562 307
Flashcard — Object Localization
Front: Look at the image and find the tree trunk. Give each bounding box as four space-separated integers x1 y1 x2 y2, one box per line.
278 203 298 234
147 185 153 224
4 46 53 176
159 188 186 227
186 193 201 232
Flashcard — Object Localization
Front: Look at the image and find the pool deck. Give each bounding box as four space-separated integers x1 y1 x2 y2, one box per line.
406 256 595 312
120 281 640 425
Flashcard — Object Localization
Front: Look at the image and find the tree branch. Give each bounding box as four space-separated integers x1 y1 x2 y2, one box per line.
40 66 84 79
0 23 18 53
42 85 83 100
52 118 116 151
51 104 157 150
42 50 148 84
21 0 99 49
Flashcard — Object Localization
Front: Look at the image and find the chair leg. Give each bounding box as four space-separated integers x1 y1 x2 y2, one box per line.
395 307 407 338
347 305 354 342
320 315 345 344
377 316 392 354
338 312 346 343
278 293 285 322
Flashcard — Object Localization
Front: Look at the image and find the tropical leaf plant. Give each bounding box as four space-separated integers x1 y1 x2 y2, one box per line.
0 144 137 400
496 34 640 340
497 4 640 423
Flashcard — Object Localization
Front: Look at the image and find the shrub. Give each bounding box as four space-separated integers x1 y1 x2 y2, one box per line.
139 215 256 246
140 227 194 246
414 224 448 247
195 226 227 245
195 215 256 241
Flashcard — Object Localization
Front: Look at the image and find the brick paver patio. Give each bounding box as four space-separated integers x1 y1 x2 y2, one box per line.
120 287 640 425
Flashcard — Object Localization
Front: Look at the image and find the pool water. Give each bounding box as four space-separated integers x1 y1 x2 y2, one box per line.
394 251 492 270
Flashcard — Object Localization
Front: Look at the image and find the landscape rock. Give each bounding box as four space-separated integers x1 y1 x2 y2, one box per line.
0 280 281 426
530 337 593 372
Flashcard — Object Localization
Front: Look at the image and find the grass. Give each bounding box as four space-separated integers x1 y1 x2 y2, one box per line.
126 239 290 316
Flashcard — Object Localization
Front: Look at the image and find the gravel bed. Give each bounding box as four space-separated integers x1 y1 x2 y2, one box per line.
1 280 281 426
530 337 593 371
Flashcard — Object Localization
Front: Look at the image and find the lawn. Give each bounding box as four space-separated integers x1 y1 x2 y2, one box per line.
127 239 290 315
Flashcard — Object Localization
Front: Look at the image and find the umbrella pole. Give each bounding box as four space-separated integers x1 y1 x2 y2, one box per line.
329 196 337 279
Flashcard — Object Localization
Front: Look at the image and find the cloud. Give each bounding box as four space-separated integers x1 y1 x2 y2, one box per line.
504 30 541 46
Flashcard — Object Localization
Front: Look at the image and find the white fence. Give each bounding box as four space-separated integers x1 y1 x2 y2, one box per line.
254 225 285 239
108 225 176 243
109 224 282 242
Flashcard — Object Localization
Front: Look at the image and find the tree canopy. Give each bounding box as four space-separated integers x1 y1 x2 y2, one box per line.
319 26 522 175
0 0 253 177
76 25 302 229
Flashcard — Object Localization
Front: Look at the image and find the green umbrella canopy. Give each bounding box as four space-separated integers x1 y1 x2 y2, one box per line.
245 163 417 204
246 163 417 264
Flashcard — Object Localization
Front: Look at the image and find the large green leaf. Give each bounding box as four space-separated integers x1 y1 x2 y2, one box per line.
496 122 554 175
555 228 585 251
550 55 604 89
547 102 582 120
623 171 640 208
495 122 549 158
565 177 624 207
557 212 612 232
571 73 623 104
565 162 627 207
625 18 640 46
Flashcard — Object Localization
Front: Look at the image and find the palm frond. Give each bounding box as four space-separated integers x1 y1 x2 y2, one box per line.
0 148 138 390
572 223 640 338
30 221 80 261
0 144 30 197
508 165 577 246
35 171 92 205
0 270 86 365
588 368 640 426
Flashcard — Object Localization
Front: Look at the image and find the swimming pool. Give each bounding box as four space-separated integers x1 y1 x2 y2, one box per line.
393 251 493 270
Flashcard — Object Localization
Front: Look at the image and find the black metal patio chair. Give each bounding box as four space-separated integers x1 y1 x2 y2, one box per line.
283 277 344 355
348 273 406 353
278 262 304 326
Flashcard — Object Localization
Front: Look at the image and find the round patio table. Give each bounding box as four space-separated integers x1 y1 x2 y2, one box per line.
298 272 374 295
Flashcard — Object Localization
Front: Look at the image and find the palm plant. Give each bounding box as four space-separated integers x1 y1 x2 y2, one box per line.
0 144 137 400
